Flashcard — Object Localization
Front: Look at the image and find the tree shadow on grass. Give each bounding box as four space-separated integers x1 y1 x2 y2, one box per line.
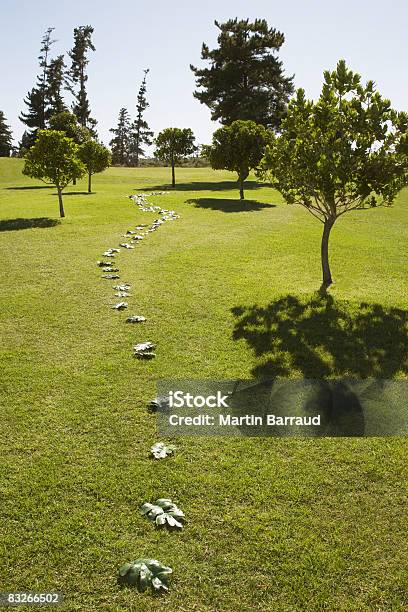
0 217 60 232
6 185 53 190
141 180 263 193
231 293 408 378
185 198 276 213
60 191 91 196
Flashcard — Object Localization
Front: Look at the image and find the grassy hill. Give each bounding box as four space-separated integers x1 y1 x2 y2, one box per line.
1 157 407 611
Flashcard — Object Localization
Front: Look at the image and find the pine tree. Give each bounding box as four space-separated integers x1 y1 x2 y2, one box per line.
129 69 154 166
19 27 56 142
46 55 67 117
0 111 13 157
191 18 294 129
18 131 34 155
109 108 132 166
67 26 97 133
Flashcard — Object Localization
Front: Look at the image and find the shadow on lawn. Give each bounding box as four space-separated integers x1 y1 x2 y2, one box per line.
141 180 263 193
6 185 52 190
185 198 276 212
59 191 90 196
231 293 408 378
0 217 60 232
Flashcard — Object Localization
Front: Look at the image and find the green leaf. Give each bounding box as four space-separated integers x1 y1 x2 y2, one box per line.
167 508 185 519
118 563 132 577
139 503 155 515
152 576 168 591
140 499 185 530
155 498 173 507
118 558 172 592
138 565 152 592
150 442 177 459
165 515 183 529
155 514 167 526
126 567 139 586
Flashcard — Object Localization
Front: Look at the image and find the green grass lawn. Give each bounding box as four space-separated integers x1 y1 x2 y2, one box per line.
1 158 407 611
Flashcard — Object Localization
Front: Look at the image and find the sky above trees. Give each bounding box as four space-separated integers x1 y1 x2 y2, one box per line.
2 0 407 150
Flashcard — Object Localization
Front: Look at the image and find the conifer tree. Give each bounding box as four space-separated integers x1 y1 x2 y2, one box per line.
20 27 56 143
191 18 294 129
109 108 132 166
18 131 34 155
67 25 97 133
130 69 154 166
46 55 67 117
0 111 13 157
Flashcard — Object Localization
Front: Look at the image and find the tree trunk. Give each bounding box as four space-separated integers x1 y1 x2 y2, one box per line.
238 171 248 200
171 158 175 187
88 171 92 193
73 177 77 186
239 175 245 200
57 186 65 218
320 217 335 291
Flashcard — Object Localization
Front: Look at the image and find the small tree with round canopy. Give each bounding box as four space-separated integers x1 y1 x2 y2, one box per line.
154 128 197 186
205 120 270 199
78 140 111 193
49 111 89 185
23 130 85 218
259 60 408 291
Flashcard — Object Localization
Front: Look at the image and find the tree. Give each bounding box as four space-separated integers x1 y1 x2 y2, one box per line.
154 128 197 186
109 108 132 165
20 28 56 143
78 140 111 192
18 131 34 156
259 60 408 291
190 18 294 129
129 69 154 166
49 111 89 143
67 25 97 133
49 111 89 185
0 112 13 157
23 130 85 218
205 120 270 199
46 55 67 117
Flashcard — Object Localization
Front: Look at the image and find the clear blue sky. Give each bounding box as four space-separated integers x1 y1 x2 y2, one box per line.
1 0 407 149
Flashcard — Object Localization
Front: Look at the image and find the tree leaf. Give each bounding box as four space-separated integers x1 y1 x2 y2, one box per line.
140 499 184 530
118 558 172 592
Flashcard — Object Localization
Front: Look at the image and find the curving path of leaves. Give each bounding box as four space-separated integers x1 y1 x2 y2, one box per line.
97 192 181 592
97 192 180 360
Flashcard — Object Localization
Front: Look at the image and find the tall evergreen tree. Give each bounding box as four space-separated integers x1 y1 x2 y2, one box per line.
67 25 97 133
129 69 154 166
46 55 67 116
18 131 34 156
0 112 13 157
190 18 294 129
20 27 56 142
109 108 131 166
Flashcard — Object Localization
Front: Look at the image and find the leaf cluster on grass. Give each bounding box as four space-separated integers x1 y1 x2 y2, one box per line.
118 558 172 592
140 498 185 530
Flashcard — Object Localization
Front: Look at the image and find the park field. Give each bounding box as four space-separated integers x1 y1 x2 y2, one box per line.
0 158 407 611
